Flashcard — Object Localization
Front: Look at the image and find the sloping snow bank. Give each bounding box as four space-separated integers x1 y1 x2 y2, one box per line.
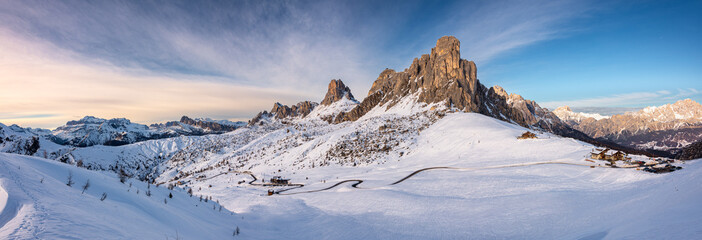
0 153 240 239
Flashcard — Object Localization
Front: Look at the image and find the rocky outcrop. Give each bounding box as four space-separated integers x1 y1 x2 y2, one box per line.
249 101 319 125
270 101 317 118
321 79 356 105
179 116 239 132
362 36 483 113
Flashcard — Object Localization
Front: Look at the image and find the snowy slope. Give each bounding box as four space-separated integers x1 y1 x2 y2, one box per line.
0 153 240 239
160 112 700 239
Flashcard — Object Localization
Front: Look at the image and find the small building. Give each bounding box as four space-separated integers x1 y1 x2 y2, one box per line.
591 148 610 160
270 176 290 185
612 151 627 161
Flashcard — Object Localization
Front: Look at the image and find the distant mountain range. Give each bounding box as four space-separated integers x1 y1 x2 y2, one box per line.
1 115 245 148
553 99 702 156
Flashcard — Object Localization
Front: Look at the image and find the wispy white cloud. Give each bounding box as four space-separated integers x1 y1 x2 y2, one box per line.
0 0 378 98
449 0 599 64
540 88 701 109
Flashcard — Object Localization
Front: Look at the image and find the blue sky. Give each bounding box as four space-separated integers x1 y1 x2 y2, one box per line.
0 0 700 128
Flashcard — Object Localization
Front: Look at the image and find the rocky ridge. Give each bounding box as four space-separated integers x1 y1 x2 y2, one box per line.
249 79 361 125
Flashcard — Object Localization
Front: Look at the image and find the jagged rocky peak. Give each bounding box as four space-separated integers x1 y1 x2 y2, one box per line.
336 36 483 123
321 79 356 105
365 35 481 112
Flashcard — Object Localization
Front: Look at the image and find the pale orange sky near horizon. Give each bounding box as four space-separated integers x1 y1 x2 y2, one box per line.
0 31 310 129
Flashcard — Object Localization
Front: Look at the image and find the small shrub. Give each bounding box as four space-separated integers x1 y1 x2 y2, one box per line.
81 179 90 194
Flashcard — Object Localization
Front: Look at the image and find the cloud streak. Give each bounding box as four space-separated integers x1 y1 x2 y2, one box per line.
540 88 701 109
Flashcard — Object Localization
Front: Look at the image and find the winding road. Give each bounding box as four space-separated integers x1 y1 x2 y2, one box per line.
273 161 613 195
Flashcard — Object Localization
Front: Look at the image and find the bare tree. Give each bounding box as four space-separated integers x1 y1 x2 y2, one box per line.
81 179 90 194
66 171 74 187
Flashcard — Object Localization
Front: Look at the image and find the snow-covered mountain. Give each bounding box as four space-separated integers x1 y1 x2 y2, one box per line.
553 99 702 154
51 116 161 147
634 98 702 122
553 106 610 123
1 115 245 149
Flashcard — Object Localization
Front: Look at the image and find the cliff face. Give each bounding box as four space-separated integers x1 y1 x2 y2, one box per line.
355 36 483 114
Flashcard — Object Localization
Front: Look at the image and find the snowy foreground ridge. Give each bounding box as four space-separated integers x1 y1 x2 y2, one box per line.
1 113 702 239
